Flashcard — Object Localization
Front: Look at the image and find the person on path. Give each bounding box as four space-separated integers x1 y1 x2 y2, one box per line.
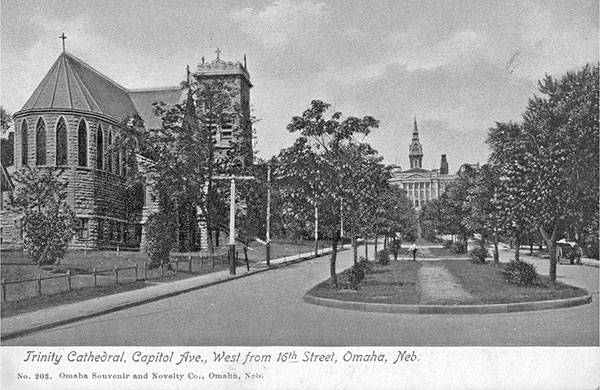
409 242 418 261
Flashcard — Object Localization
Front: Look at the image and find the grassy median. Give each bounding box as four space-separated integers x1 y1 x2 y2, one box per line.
308 258 588 305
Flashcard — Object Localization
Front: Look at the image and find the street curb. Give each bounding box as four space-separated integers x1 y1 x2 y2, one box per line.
303 293 593 315
1 248 346 341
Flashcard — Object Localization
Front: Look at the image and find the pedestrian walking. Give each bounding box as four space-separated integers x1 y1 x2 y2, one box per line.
409 242 418 261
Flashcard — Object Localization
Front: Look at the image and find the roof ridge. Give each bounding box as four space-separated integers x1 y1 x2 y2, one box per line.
128 85 184 93
66 57 103 114
63 51 128 92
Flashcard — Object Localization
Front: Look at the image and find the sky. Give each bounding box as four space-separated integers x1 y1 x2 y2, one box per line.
1 0 598 172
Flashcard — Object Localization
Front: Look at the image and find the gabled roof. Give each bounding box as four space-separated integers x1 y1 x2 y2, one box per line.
128 87 186 129
20 52 138 121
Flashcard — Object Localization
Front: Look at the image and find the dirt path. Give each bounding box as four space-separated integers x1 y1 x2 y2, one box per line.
418 263 475 304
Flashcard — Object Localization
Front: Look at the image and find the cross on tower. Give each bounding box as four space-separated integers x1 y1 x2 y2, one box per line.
215 48 221 60
59 32 67 52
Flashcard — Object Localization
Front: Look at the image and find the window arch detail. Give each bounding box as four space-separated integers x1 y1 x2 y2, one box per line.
107 127 113 173
35 117 46 166
96 124 104 170
56 117 68 165
78 119 88 167
21 120 28 166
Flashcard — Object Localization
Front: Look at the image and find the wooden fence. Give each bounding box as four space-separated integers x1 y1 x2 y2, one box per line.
1 252 237 303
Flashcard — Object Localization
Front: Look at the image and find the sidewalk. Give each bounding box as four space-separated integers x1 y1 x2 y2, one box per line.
1 247 338 341
494 242 599 268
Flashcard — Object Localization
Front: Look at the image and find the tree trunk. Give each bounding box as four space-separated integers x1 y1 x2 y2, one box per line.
364 234 368 260
352 235 358 265
393 237 398 260
330 233 338 288
374 235 378 256
514 236 521 262
539 225 558 282
493 236 499 264
529 232 533 255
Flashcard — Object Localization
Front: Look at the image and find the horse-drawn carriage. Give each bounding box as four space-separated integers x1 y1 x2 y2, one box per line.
556 239 582 265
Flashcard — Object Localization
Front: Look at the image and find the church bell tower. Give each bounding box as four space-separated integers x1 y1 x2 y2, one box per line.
409 117 423 169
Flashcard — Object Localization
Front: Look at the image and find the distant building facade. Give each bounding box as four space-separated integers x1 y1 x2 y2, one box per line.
390 119 457 208
1 49 252 250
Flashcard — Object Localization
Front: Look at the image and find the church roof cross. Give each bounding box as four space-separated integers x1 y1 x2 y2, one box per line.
215 48 221 61
59 32 67 53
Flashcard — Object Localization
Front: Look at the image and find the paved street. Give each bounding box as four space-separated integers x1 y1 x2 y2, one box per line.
3 245 598 346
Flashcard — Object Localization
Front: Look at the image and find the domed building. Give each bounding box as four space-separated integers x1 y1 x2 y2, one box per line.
3 48 252 250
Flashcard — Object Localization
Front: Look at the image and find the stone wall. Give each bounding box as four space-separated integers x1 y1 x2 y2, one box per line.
8 112 141 249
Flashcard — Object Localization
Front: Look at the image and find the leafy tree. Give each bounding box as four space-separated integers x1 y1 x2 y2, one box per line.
1 106 14 166
145 212 176 268
277 100 379 287
372 184 416 260
11 166 76 266
487 64 599 281
120 74 254 253
338 143 390 264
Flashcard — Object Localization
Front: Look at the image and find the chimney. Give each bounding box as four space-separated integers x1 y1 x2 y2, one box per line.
440 154 448 174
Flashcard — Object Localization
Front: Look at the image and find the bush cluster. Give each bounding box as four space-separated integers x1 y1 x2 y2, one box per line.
501 260 538 286
347 257 372 290
469 246 488 264
376 249 391 265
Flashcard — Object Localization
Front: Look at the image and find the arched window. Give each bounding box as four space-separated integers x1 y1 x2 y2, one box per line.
107 127 113 173
115 133 121 175
56 117 68 165
35 118 46 166
78 119 87 167
96 124 104 170
21 120 28 166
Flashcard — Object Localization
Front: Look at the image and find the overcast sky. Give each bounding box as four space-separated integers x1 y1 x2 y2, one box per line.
1 0 598 171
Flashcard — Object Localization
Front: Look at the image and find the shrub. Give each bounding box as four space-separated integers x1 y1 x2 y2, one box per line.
469 246 488 264
11 167 76 266
346 257 372 290
501 260 538 286
22 206 76 266
449 241 467 254
145 213 176 269
443 240 454 249
376 249 390 265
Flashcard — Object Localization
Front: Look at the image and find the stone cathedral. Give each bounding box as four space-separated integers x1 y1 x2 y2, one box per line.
1 48 252 250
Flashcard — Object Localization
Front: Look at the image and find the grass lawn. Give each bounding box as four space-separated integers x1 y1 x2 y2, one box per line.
443 260 587 304
307 261 421 305
307 259 588 305
0 238 330 317
425 247 469 258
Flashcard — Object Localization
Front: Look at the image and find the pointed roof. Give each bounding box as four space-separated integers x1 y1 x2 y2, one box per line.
128 87 186 129
19 52 138 122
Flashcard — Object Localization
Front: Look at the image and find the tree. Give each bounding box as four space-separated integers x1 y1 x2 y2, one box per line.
487 64 599 281
120 73 254 253
372 184 416 260
11 166 76 266
1 106 14 166
277 100 379 287
145 212 176 268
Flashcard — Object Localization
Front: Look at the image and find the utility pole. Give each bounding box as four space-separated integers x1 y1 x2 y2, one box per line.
340 203 344 249
314 205 319 257
266 163 271 266
213 175 254 275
